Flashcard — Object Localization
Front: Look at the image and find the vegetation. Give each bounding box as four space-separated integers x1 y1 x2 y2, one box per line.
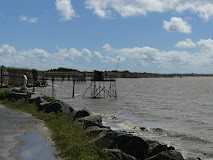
0 89 9 100
47 67 79 72
0 91 110 160
42 95 56 101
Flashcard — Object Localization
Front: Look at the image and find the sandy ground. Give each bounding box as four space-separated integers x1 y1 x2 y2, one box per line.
0 103 58 160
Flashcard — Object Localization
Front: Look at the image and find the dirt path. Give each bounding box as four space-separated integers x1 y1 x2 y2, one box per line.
0 104 58 160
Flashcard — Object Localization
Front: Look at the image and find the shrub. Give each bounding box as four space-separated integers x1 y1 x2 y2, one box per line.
0 89 10 100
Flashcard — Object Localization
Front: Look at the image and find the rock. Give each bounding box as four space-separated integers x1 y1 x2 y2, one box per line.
29 96 46 107
74 115 103 129
146 150 184 160
38 101 52 112
8 90 31 101
57 100 74 116
84 126 111 136
102 148 137 160
186 157 201 160
140 127 146 131
147 140 175 158
38 100 74 115
26 84 33 88
73 109 91 120
91 130 149 160
0 85 9 89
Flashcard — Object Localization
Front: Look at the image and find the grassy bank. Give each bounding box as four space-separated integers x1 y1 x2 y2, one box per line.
0 90 109 160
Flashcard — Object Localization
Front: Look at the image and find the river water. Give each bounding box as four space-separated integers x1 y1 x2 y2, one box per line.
36 77 213 160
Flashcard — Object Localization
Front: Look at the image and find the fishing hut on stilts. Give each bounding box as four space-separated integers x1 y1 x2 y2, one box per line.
83 70 117 98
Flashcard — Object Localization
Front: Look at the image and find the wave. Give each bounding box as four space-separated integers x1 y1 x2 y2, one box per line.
93 113 118 120
150 128 210 144
118 120 146 131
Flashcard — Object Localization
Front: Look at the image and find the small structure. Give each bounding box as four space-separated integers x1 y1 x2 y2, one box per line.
82 70 117 98
20 75 28 90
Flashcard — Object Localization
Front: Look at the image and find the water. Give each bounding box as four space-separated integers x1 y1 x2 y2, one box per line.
36 77 213 159
17 134 59 160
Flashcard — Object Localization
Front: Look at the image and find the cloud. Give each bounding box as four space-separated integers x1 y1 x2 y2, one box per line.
26 49 50 58
81 49 92 62
85 0 179 18
84 0 213 21
81 49 92 57
102 43 112 51
56 47 82 59
0 45 93 70
176 1 213 21
175 39 196 48
197 39 213 53
163 17 191 33
94 51 103 58
0 45 16 55
19 16 38 23
101 41 213 68
55 0 78 21
2 39 213 72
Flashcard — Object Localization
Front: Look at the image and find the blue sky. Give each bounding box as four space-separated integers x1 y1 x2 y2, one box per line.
1 0 213 73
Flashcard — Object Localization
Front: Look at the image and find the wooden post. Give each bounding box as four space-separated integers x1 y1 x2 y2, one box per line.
0 67 3 86
52 76 55 98
72 76 75 98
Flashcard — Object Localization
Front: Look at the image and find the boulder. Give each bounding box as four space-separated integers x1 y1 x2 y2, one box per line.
8 90 31 101
29 96 46 107
74 115 103 129
0 85 9 89
102 148 137 160
57 100 74 116
38 102 54 113
147 140 175 158
38 100 74 115
84 126 111 136
146 150 184 160
186 157 201 160
91 130 149 160
72 109 91 120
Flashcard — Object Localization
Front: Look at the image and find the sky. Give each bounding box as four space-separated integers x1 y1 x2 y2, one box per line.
1 0 213 73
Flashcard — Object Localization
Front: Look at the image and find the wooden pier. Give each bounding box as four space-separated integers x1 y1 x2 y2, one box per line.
0 68 117 99
82 70 117 98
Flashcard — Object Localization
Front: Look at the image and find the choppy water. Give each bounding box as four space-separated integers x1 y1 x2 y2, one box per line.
36 77 213 160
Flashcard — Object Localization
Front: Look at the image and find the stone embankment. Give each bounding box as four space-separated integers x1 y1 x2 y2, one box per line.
7 89 201 160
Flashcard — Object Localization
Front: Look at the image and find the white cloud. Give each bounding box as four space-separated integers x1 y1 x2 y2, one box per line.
27 49 50 58
94 51 103 58
2 39 213 72
19 16 38 23
163 17 191 33
0 45 16 54
55 0 77 21
175 39 196 48
81 49 92 57
56 47 82 59
85 0 179 18
176 1 213 21
101 41 213 68
84 0 213 21
197 39 213 52
102 43 112 51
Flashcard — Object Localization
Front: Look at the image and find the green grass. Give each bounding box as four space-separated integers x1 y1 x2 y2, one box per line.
0 97 110 160
42 95 56 101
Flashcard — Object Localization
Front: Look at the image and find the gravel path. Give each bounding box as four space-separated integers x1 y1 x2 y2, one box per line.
0 103 57 160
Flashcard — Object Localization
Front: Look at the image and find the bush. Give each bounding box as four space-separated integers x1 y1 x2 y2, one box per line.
0 89 10 100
